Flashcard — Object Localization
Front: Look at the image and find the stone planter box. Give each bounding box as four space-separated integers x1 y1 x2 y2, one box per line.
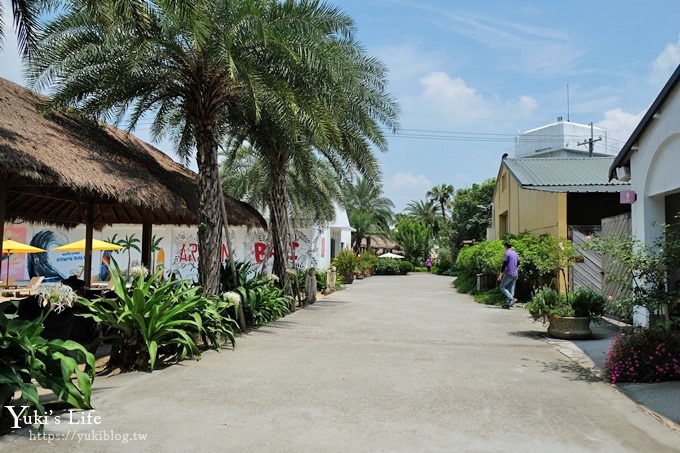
547 315 592 340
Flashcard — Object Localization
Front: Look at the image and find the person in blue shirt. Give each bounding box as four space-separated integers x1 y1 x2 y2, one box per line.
497 241 519 309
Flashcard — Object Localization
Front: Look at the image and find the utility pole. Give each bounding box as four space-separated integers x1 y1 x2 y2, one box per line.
578 122 602 157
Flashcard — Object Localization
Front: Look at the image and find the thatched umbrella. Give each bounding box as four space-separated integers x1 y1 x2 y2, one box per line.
0 77 265 284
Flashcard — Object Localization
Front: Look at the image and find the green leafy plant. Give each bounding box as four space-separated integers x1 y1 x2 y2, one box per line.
570 287 606 318
219 261 291 327
315 270 328 293
525 286 604 321
358 252 378 276
79 262 207 370
194 294 239 349
374 258 401 275
398 260 414 275
393 217 432 263
455 234 576 300
582 224 680 330
1 302 95 429
333 249 359 279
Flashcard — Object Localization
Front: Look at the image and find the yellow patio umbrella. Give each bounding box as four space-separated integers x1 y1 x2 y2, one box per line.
2 239 46 287
52 238 123 282
52 238 123 252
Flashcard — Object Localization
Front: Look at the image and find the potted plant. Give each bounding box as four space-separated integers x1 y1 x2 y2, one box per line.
333 249 358 284
525 286 605 339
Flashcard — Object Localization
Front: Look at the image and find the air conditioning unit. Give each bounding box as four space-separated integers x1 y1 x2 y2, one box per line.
615 166 631 181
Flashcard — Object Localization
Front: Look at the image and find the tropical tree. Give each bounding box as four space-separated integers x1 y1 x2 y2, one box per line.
28 0 399 294
0 0 47 59
448 178 495 259
221 3 398 288
114 234 141 280
404 199 440 237
343 177 394 251
221 145 342 227
393 217 432 264
427 183 455 219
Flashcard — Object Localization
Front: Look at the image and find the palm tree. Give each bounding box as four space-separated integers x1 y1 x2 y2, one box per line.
30 0 392 294
0 0 47 59
343 177 394 251
220 2 398 288
404 200 440 237
427 184 455 219
221 145 342 228
117 234 141 280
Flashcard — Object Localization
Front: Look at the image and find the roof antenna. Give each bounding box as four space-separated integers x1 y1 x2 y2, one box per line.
566 84 570 122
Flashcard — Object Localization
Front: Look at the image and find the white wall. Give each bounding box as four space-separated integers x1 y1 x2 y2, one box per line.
515 121 611 158
1 223 334 283
626 85 680 325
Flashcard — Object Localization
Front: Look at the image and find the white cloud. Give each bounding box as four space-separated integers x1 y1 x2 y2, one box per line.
441 12 585 76
596 108 644 147
385 171 431 192
518 95 538 111
374 44 443 95
650 35 680 86
399 71 538 127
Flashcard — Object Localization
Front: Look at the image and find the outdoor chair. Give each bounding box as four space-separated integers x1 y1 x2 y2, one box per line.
1 277 17 297
14 276 45 297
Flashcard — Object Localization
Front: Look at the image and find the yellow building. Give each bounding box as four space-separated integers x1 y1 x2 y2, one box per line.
492 156 631 291
492 156 630 240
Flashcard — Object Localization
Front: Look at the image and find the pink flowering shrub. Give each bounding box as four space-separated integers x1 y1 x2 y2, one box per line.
604 328 680 383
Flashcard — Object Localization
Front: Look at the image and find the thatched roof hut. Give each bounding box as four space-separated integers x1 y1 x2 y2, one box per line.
0 77 265 229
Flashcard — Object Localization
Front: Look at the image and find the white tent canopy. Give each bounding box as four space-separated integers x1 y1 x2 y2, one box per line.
378 252 405 259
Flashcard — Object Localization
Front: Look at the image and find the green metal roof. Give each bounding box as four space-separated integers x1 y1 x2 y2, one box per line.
503 157 630 193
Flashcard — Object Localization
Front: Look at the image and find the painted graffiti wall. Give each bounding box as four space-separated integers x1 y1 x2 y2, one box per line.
3 222 334 283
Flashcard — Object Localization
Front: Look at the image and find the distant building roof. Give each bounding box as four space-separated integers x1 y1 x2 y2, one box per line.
503 157 630 193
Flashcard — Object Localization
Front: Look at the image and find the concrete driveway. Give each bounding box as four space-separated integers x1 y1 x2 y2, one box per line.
2 273 679 452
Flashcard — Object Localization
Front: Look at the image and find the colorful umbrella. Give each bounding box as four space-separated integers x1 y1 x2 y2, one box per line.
52 238 123 252
2 239 46 287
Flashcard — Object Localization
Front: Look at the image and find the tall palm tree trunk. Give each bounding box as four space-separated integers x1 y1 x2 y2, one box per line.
196 132 224 295
220 192 247 331
268 154 292 303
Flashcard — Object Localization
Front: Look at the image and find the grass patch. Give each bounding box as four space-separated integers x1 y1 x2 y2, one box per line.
474 288 505 306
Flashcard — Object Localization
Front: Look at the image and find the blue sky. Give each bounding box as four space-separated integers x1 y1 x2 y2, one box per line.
2 0 680 211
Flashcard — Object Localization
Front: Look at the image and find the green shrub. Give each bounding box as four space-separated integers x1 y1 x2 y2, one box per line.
398 260 414 275
456 233 576 300
474 288 506 306
235 284 292 327
195 294 239 349
605 328 680 383
525 286 565 321
316 269 328 293
434 250 453 275
219 260 291 326
219 260 257 289
358 252 378 275
453 274 477 294
570 287 606 318
333 249 359 278
80 263 206 370
525 285 604 321
1 301 96 426
374 258 401 275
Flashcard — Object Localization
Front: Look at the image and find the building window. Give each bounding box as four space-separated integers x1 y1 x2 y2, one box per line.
499 212 508 236
501 174 507 192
